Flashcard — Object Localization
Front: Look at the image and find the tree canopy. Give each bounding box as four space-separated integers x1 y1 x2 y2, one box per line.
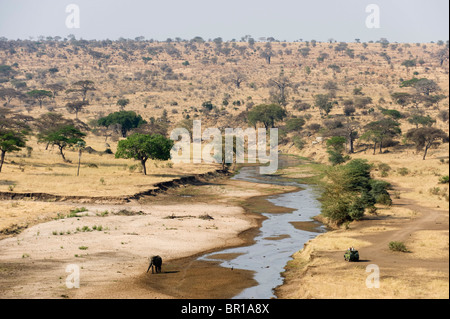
38 124 86 162
361 118 401 154
115 133 173 175
98 111 146 137
320 159 392 224
247 104 286 129
26 90 53 108
406 127 448 160
0 129 27 172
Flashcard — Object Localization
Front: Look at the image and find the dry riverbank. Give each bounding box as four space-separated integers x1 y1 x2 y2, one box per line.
0 172 297 299
276 147 449 299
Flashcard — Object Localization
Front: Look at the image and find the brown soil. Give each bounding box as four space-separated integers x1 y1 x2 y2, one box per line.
276 186 449 299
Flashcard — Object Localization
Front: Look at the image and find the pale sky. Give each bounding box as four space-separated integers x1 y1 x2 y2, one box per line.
0 0 448 42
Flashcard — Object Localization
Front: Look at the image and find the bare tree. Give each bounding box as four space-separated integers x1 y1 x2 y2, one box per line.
268 76 291 107
66 100 89 119
229 70 246 89
0 88 21 106
260 49 275 64
66 80 96 102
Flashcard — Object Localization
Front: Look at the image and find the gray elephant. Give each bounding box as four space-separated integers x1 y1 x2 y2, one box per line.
147 255 162 274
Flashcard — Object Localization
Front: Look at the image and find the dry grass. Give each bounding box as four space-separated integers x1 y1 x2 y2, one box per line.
1 136 219 197
406 230 449 260
0 40 448 299
0 200 76 236
277 144 449 299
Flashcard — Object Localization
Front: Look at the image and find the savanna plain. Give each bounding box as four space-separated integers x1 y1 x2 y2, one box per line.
0 37 448 299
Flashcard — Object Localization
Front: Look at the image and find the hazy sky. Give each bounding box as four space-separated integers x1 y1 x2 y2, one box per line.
0 0 448 42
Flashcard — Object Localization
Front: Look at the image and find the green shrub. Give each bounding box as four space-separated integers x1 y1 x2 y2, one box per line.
378 163 391 177
292 136 306 150
348 197 365 221
369 180 392 206
389 241 408 252
429 187 441 196
439 175 449 184
285 117 306 132
320 159 392 225
397 167 409 176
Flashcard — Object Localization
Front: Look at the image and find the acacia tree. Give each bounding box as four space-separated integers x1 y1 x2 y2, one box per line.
116 98 130 110
408 114 435 128
46 83 66 98
98 111 146 137
406 127 448 160
247 104 286 129
66 100 89 119
268 76 291 107
391 92 414 108
401 59 416 73
35 113 85 162
314 94 333 117
361 118 401 154
115 133 173 175
414 79 440 96
0 88 21 106
26 90 53 108
67 80 96 102
0 130 27 172
0 108 30 172
38 125 86 162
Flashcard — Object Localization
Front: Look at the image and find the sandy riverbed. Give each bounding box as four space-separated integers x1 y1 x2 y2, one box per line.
0 178 296 299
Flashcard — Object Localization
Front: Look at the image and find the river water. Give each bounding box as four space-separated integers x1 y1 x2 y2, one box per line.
199 155 325 299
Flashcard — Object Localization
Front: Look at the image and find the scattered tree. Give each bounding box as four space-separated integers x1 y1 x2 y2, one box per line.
326 136 349 165
115 133 173 175
229 70 246 89
67 80 96 102
98 111 146 138
408 114 435 128
247 104 286 129
66 100 89 119
117 98 130 110
406 127 448 160
0 129 27 172
26 90 53 108
361 118 401 154
268 76 291 107
37 123 86 162
314 94 333 117
321 159 391 224
414 79 440 96
0 88 21 106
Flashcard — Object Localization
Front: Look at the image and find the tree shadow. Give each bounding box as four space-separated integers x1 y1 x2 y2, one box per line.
0 180 16 186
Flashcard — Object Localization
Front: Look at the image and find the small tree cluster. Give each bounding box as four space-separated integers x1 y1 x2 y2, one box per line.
321 159 392 224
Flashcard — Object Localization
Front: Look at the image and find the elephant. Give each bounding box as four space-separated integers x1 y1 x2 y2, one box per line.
147 255 162 274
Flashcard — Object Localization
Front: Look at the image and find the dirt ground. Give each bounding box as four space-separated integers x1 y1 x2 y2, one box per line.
276 148 449 299
0 177 295 299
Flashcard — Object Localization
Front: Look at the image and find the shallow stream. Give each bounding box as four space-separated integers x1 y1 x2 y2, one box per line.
199 155 325 299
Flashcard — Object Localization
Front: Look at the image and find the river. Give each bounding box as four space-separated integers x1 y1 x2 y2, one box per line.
199 155 325 299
